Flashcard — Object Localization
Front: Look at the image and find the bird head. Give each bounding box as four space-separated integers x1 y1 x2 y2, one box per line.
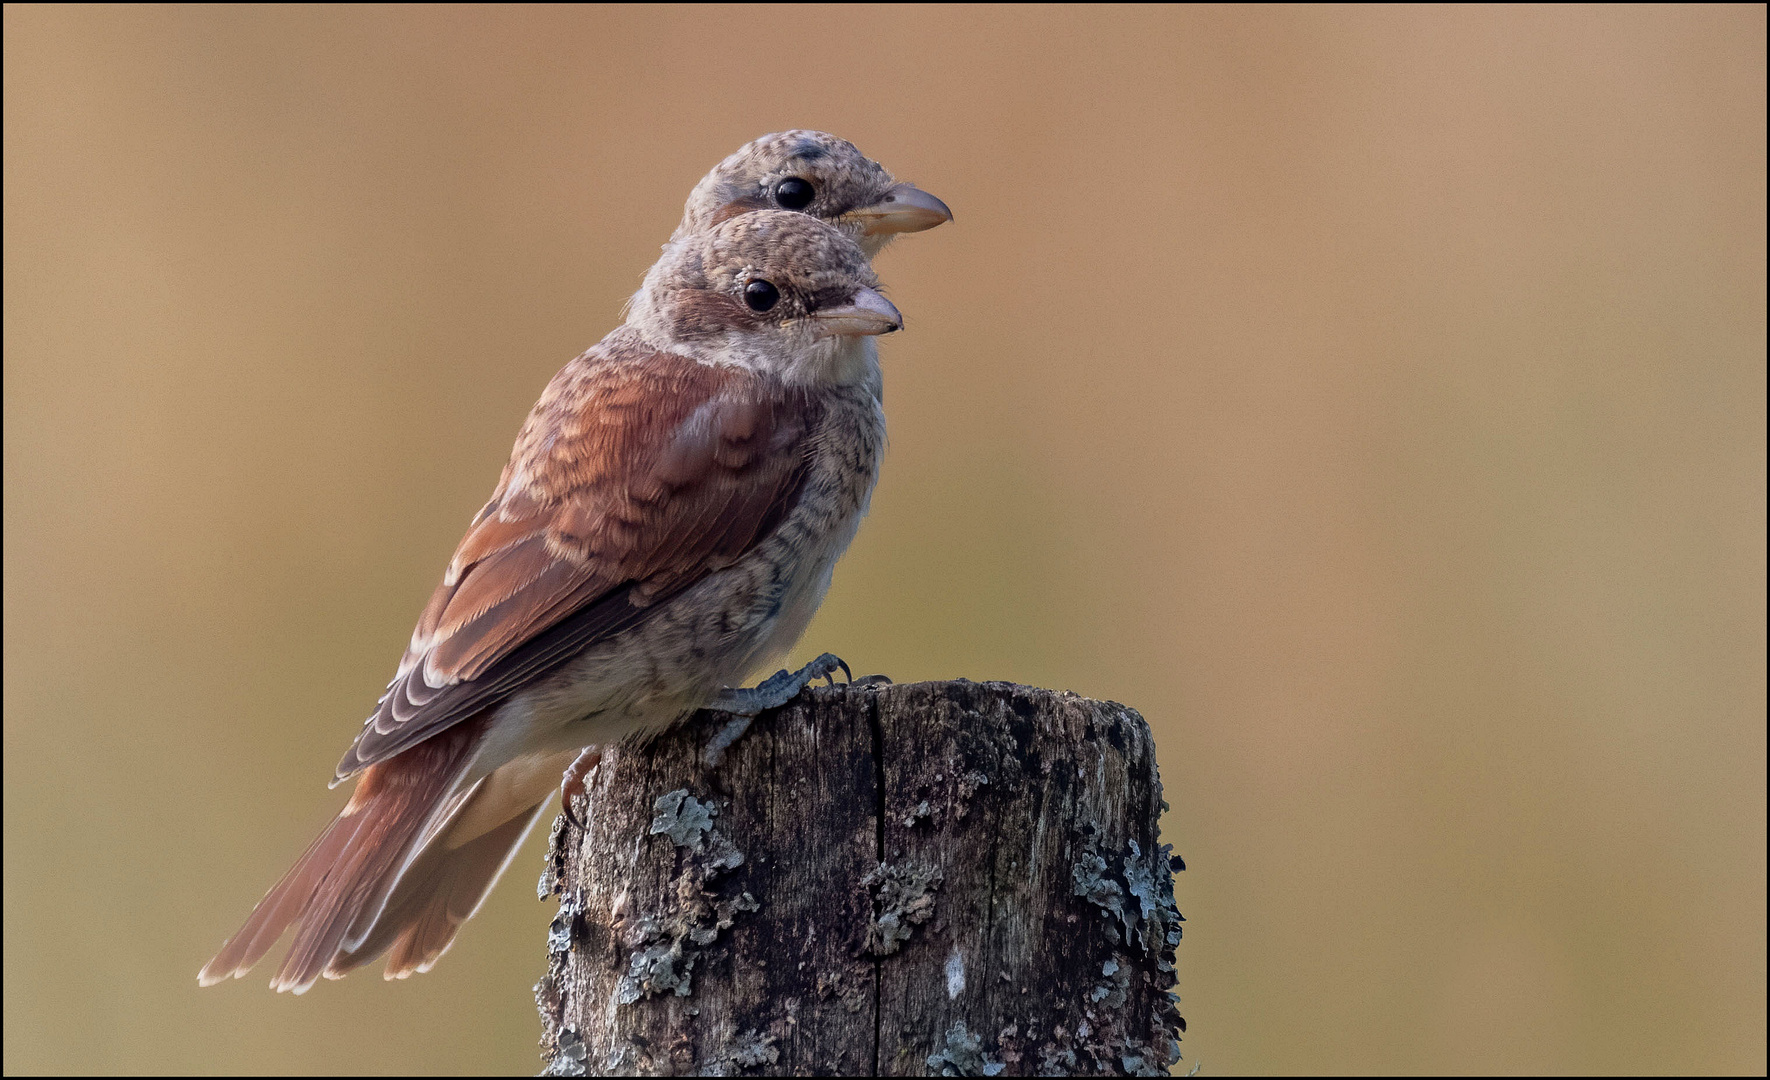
633 210 902 386
674 130 951 259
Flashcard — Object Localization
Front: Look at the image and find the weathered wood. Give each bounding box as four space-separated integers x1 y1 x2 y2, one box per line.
535 680 1185 1076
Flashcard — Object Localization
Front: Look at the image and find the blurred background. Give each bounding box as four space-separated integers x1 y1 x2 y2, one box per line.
5 5 1763 1074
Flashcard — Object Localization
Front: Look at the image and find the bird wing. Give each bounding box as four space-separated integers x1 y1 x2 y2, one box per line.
334 336 818 780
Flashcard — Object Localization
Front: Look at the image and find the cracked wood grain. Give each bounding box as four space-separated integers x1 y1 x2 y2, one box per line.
535 680 1185 1076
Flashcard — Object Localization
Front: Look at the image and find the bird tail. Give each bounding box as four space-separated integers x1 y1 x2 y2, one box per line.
326 796 553 980
197 718 486 994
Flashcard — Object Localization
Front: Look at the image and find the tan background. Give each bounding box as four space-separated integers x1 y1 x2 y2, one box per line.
5 5 1764 1074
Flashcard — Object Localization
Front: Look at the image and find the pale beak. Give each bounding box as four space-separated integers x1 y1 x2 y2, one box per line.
846 182 954 236
811 288 903 337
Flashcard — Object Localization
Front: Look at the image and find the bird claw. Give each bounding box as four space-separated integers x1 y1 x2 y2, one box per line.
562 799 587 832
558 746 602 833
705 652 853 717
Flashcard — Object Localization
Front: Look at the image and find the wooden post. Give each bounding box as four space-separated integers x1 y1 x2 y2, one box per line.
535 680 1185 1077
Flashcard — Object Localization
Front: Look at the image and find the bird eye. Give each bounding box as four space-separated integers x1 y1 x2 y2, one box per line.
773 178 815 211
744 279 780 312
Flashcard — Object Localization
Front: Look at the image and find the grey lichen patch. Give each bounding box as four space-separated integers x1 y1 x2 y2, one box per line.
650 789 745 878
1117 1040 1168 1077
1124 841 1161 929
690 891 759 946
601 1044 634 1073
1063 827 1187 1074
705 1028 779 1075
539 812 571 900
1072 837 1183 957
614 886 756 1003
547 893 584 955
547 913 574 955
1071 847 1131 944
545 1026 587 1076
903 799 933 827
615 789 757 1006
699 829 744 877
1088 954 1131 1009
1123 838 1183 956
926 1020 1005 1077
616 932 695 1004
862 861 943 956
650 790 717 849
1037 1041 1079 1076
1155 843 1185 972
1155 1019 1184 1070
957 768 990 800
952 768 992 821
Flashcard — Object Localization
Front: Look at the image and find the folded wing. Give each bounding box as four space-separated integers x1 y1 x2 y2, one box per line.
335 338 818 779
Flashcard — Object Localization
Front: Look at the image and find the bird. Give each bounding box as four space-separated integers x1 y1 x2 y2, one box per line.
198 132 949 993
198 205 930 994
673 129 952 259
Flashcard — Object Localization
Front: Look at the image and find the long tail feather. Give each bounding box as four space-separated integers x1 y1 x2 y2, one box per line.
197 807 363 986
327 798 550 981
199 718 485 993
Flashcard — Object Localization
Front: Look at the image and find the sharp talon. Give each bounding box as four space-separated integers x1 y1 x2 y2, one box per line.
558 746 602 833
836 658 853 684
562 799 586 832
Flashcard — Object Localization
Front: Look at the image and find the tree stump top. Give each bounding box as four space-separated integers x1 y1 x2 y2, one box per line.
536 679 1185 1076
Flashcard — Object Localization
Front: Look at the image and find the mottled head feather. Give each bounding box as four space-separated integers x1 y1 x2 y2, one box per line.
631 210 888 383
667 209 878 305
674 131 898 248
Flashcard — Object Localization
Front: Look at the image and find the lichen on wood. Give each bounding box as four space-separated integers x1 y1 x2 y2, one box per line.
535 680 1185 1076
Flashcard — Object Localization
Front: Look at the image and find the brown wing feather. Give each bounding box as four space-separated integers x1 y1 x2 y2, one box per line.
335 335 818 780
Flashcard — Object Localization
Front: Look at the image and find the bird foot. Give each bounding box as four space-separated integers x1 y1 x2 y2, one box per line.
701 653 853 768
559 746 602 832
706 653 853 718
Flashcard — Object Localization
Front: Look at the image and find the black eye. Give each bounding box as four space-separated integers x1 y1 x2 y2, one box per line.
744 279 780 312
773 177 815 211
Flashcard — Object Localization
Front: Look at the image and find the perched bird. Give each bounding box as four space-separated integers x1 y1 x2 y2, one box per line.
674 129 952 259
200 209 921 993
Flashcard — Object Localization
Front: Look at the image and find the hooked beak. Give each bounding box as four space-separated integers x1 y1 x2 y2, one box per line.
811 288 902 338
846 182 953 236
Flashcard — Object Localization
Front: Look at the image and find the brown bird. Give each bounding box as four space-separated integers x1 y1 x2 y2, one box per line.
199 206 933 993
674 129 952 258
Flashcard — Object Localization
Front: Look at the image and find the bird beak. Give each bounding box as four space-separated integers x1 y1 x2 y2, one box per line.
811 288 903 337
846 182 954 236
